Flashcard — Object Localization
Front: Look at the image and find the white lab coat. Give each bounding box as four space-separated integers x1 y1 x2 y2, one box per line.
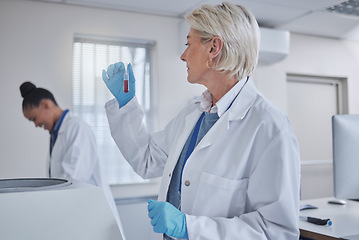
105 79 301 240
47 112 126 240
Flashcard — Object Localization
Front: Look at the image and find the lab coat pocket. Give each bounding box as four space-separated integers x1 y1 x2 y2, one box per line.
192 172 248 218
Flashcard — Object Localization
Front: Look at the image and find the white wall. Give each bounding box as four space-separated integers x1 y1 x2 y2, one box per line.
255 33 359 114
0 0 204 179
254 33 359 199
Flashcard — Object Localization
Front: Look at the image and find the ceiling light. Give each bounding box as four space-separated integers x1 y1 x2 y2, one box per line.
326 0 359 16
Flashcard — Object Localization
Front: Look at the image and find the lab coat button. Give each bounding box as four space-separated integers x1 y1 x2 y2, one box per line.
169 173 172 177
185 180 190 186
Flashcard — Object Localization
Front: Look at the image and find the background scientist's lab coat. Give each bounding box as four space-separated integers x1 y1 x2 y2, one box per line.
106 78 301 240
46 112 126 239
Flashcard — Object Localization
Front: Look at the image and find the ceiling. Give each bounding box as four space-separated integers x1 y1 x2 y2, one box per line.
28 0 359 41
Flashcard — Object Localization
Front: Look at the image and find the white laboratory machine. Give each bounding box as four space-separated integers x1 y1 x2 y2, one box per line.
0 178 124 240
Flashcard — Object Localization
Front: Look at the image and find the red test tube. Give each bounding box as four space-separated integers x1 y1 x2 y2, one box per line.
123 70 129 93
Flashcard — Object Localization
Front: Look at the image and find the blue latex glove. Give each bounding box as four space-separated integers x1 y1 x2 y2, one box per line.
147 199 188 239
102 62 136 108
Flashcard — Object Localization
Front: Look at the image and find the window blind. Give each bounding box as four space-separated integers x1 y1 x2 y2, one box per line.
72 37 153 184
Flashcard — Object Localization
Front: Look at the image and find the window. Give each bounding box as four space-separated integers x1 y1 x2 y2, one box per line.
72 35 154 184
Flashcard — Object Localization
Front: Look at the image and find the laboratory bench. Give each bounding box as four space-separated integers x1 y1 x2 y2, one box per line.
299 197 359 240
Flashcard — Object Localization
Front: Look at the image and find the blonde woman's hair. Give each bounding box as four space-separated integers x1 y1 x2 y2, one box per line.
186 2 260 79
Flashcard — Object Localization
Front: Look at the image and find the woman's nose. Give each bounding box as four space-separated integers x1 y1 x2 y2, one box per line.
180 51 186 62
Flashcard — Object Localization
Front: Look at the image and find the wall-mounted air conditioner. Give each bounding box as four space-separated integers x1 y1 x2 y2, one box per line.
259 27 290 65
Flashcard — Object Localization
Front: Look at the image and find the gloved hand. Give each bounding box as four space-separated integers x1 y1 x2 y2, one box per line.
147 199 188 239
102 62 136 108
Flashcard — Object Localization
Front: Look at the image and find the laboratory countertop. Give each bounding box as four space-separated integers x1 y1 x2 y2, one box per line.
299 197 359 240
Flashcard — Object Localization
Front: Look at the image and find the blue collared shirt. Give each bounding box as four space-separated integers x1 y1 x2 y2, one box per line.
49 109 69 156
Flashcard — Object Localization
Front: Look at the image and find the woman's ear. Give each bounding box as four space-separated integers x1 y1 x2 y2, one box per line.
209 36 223 59
40 99 51 110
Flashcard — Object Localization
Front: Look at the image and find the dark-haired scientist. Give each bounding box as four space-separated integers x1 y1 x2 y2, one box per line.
19 81 126 238
103 2 300 240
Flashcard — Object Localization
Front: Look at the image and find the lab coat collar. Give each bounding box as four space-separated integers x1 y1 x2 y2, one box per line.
189 78 257 152
57 111 71 135
227 78 257 121
195 78 258 122
195 77 247 117
216 77 247 117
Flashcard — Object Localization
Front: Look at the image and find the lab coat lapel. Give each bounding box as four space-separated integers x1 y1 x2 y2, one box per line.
192 112 229 152
192 78 258 153
157 106 202 201
171 108 202 168
228 78 258 121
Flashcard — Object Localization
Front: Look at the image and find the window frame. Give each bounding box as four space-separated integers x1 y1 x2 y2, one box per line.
72 34 157 190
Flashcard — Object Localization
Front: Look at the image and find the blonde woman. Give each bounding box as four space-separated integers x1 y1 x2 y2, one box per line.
103 2 300 240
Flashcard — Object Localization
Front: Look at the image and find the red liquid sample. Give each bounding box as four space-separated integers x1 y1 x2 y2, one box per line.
123 80 129 93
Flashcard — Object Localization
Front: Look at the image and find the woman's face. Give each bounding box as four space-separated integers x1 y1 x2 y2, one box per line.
180 28 211 85
23 101 54 131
